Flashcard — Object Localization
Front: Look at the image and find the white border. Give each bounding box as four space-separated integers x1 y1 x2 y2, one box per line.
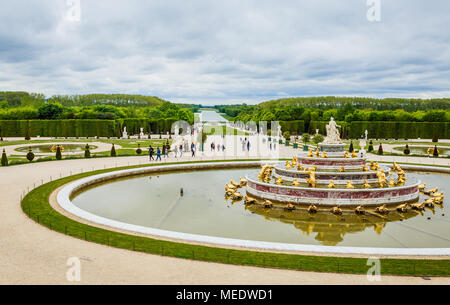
56 161 450 256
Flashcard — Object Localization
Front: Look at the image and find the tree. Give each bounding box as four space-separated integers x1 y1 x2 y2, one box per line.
26 148 35 162
433 145 439 157
378 144 383 155
368 140 374 152
25 125 31 141
301 133 310 144
283 131 291 141
403 144 410 155
312 134 324 146
38 103 63 119
349 141 354 153
55 145 62 160
1 149 8 166
84 144 91 158
111 144 117 157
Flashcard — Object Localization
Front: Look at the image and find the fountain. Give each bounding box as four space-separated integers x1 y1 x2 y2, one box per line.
244 117 421 209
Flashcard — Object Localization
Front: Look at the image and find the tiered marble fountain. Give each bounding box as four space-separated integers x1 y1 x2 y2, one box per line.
228 118 444 215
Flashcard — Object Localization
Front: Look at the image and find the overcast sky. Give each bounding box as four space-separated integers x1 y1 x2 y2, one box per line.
0 0 449 105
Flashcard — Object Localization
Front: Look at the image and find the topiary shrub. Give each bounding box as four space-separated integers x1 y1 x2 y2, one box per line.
84 144 91 158
283 131 291 141
403 144 410 155
25 127 31 141
378 144 383 155
1 149 8 166
111 144 117 157
136 144 142 155
368 140 374 152
433 145 439 157
312 134 324 146
55 145 62 160
26 148 35 162
432 133 438 143
301 133 310 144
349 141 354 153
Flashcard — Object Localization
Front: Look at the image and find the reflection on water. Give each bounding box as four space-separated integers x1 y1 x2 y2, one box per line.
71 167 450 248
244 205 418 246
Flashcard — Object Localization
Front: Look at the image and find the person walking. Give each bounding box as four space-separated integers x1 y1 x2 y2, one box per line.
174 145 178 158
165 143 169 158
156 147 162 161
247 140 251 152
179 144 183 158
149 145 154 161
191 143 195 157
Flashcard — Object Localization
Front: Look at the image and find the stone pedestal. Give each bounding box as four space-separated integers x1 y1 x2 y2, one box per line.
319 143 345 157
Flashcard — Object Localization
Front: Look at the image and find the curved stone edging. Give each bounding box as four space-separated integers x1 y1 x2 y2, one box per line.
56 161 450 256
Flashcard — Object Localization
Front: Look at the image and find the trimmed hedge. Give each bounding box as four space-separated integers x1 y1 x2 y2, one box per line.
348 121 450 139
0 119 179 137
279 120 305 135
308 121 450 139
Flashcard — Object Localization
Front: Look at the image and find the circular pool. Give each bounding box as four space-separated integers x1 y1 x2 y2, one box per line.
16 144 97 154
58 162 450 255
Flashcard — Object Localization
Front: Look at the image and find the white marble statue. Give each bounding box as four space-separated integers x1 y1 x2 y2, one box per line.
323 117 342 144
122 127 128 139
140 127 144 138
277 125 282 138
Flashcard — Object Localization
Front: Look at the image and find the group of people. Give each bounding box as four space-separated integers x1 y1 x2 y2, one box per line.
149 142 197 161
240 138 251 152
210 142 226 152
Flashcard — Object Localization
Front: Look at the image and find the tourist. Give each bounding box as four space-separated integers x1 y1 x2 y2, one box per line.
165 143 170 158
270 142 272 150
156 147 162 161
179 144 183 157
174 145 178 158
191 143 195 157
247 140 251 152
149 145 154 161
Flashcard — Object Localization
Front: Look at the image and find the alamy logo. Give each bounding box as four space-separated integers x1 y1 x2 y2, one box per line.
366 258 382 282
66 0 81 22
66 257 81 282
367 0 381 22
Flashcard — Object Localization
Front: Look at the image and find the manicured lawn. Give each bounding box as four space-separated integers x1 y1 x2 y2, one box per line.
21 160 450 277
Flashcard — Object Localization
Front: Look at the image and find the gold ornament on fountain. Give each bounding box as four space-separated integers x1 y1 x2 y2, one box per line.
285 160 293 169
332 206 343 215
418 183 426 191
308 205 318 214
297 164 303 171
389 179 396 187
231 191 243 201
396 203 409 213
263 200 273 208
275 176 283 185
307 150 313 157
362 165 369 172
346 181 355 189
231 180 241 188
355 205 365 215
322 152 328 158
411 202 425 211
244 196 257 205
328 180 336 188
423 187 438 195
363 180 371 189
292 178 301 186
306 171 317 188
339 166 345 172
344 151 350 158
351 151 358 158
375 205 389 214
315 149 320 157
285 203 295 211
239 177 248 186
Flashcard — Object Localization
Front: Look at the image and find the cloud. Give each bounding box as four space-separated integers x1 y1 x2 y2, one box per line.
0 0 449 104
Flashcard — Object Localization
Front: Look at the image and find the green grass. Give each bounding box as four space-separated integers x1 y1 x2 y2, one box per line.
21 160 450 277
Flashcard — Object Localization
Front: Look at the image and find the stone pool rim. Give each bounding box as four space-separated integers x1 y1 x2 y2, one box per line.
56 161 450 256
